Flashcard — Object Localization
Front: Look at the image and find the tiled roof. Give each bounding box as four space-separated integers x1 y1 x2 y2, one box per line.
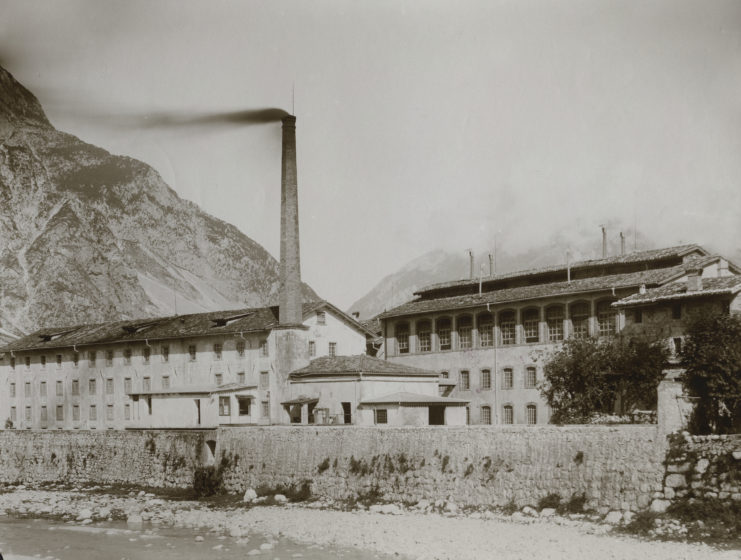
414 244 706 296
613 277 741 307
359 317 382 337
0 301 371 353
378 265 693 319
289 355 437 378
359 392 469 405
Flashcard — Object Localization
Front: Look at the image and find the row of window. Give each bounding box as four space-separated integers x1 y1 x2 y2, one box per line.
394 302 618 354
9 403 130 424
9 376 167 398
307 341 337 358
467 404 538 425
443 367 539 391
6 340 271 370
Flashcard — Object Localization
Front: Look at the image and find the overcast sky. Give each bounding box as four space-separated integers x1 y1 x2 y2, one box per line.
2 0 740 308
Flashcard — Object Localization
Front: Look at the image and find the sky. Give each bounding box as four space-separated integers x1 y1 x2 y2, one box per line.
1 0 740 308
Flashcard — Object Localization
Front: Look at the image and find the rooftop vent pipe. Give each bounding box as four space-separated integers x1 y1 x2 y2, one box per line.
468 249 474 280
601 226 607 258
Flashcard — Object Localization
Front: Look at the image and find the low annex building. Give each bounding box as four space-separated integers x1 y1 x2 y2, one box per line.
286 354 468 426
377 244 740 425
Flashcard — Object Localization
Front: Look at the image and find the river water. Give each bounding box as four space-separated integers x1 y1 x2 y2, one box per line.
0 517 391 560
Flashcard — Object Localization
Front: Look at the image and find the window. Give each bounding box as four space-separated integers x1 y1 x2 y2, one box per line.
481 406 492 425
460 370 470 390
25 356 31 369
124 404 130 421
316 311 326 325
633 309 643 324
260 371 269 389
10 356 15 369
375 409 388 424
105 404 114 421
395 323 409 354
162 376 170 389
503 405 513 425
525 367 537 389
73 405 80 421
308 340 316 357
502 368 513 389
261 400 270 418
441 370 449 379
161 345 170 362
89 405 97 421
56 380 63 396
89 378 96 395
466 406 470 425
499 311 516 345
41 406 48 422
260 340 269 357
88 351 95 367
672 303 682 320
481 369 491 390
72 352 79 367
10 407 16 422
236 341 245 357
143 377 151 392
40 381 47 397
213 343 223 360
215 373 223 386
25 406 31 421
237 371 246 384
41 355 47 368
458 316 472 350
56 405 64 421
123 348 132 365
523 308 540 343
188 345 197 361
72 379 79 395
56 354 63 368
570 302 590 339
24 381 31 398
328 342 337 357
106 350 114 366
143 347 151 364
437 317 452 351
597 301 616 337
526 404 537 425
478 313 493 348
124 377 131 394
106 378 114 395
417 320 431 352
673 337 683 356
546 306 564 342
10 382 16 397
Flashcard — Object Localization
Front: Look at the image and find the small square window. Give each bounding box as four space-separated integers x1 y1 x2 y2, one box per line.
375 409 388 424
188 345 197 361
441 370 449 379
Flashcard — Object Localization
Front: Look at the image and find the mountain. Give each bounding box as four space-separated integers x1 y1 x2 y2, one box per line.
0 65 318 343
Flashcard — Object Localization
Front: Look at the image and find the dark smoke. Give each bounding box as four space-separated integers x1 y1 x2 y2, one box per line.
135 108 291 128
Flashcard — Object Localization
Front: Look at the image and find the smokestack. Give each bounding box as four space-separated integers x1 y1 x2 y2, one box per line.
601 226 607 258
468 250 474 280
488 253 494 276
620 232 625 255
279 115 303 325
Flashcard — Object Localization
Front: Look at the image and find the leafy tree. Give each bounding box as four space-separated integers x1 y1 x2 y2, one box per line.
681 312 741 434
539 336 667 424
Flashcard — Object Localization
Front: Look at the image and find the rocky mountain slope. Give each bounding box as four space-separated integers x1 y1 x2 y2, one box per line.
0 65 317 343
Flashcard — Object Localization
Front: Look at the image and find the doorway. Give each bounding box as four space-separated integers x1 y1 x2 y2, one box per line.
429 405 445 425
342 402 352 424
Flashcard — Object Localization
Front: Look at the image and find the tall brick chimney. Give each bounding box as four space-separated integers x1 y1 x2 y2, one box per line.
279 115 302 325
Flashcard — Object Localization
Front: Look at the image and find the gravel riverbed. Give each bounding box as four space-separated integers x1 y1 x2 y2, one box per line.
0 485 738 560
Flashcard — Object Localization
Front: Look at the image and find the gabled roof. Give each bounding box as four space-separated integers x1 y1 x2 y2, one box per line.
359 392 469 405
613 277 741 307
1 300 374 353
289 355 438 379
415 244 708 296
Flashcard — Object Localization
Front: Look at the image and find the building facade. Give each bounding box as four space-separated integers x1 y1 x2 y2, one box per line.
378 245 739 425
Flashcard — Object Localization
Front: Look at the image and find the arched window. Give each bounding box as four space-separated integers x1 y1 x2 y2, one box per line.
481 406 492 425
499 310 516 345
478 312 494 348
502 367 513 389
481 369 491 390
437 317 452 351
526 404 537 425
523 308 540 343
596 300 616 337
457 315 473 350
546 305 564 342
417 320 431 352
502 405 514 425
570 301 590 339
525 366 537 388
395 322 410 354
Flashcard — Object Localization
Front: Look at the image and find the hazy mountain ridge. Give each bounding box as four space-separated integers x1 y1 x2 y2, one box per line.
0 65 317 343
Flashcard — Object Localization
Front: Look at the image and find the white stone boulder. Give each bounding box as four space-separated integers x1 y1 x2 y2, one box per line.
539 508 556 518
521 506 538 517
273 494 288 504
604 511 623 525
243 488 258 502
649 499 671 513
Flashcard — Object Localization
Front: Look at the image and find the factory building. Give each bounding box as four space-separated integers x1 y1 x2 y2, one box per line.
378 244 740 425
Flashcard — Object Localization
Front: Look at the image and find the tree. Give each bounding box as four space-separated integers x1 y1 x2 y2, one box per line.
539 336 667 424
681 312 741 434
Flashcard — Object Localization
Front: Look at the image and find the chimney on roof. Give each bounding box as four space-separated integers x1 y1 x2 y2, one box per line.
488 253 494 276
601 226 607 258
687 267 703 292
620 232 625 256
468 249 474 280
279 115 303 325
352 311 360 319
